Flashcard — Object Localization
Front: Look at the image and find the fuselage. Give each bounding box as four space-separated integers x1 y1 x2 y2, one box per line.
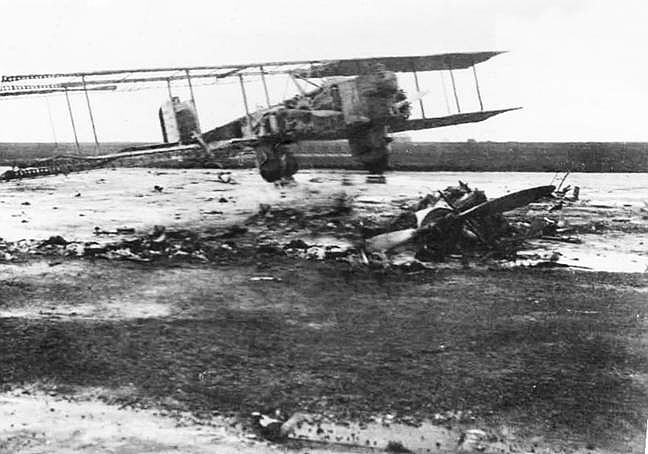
201 69 409 179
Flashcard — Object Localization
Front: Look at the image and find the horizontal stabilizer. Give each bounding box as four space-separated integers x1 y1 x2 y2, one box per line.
389 107 521 133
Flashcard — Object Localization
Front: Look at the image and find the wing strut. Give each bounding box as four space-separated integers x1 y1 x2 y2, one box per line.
411 64 426 119
293 74 320 89
166 79 173 100
472 64 484 111
448 66 461 113
238 74 251 132
185 70 200 130
44 98 58 148
260 66 271 107
185 70 196 105
439 72 451 114
82 75 100 150
63 88 80 153
185 70 197 107
289 74 306 95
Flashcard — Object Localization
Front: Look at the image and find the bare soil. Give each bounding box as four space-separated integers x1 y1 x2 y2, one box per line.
1 169 647 453
1 255 647 453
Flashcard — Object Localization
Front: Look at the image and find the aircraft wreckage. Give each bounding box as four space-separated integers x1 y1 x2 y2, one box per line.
363 183 557 260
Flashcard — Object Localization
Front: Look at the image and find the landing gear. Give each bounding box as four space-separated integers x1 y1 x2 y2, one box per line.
255 143 299 183
365 153 388 184
348 124 391 184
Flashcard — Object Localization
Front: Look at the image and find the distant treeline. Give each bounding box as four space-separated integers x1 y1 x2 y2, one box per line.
0 142 139 162
1 141 647 172
295 141 648 172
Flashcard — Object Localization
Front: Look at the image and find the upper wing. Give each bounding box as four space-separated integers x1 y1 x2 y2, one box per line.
0 51 504 97
294 51 504 78
0 67 248 97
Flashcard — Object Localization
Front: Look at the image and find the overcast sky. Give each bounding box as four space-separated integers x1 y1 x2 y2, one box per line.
1 0 647 143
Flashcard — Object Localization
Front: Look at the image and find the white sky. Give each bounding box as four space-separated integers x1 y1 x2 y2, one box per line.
0 0 646 143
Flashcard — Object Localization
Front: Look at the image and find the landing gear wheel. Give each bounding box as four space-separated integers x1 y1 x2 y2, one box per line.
257 144 299 183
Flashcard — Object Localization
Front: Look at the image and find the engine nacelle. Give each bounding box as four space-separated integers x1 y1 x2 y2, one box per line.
158 97 201 144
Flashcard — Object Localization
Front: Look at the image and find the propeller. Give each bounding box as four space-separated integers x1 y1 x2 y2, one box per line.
322 76 357 84
310 109 343 118
394 89 429 109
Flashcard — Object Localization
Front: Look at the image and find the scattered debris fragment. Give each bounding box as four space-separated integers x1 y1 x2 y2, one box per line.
284 239 309 249
366 175 387 184
251 410 311 442
216 171 237 184
385 440 413 453
457 429 489 452
39 235 68 247
219 224 248 238
94 226 136 235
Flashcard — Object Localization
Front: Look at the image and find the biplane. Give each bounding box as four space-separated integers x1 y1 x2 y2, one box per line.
0 52 519 182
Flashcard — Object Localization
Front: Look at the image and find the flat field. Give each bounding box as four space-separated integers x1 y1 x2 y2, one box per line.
0 169 647 453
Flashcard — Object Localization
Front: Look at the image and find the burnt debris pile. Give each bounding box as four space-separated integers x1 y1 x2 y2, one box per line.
83 226 216 262
0 227 229 263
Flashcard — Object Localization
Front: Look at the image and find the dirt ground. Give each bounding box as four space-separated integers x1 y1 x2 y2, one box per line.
1 169 647 453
